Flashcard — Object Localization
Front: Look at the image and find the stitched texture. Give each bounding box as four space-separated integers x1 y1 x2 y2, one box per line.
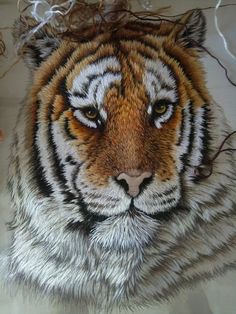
4 10 236 309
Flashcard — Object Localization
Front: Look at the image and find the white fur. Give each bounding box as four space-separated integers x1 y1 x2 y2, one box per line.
143 59 178 128
69 58 121 128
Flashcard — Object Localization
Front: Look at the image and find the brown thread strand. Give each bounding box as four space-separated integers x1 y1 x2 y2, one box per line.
0 56 22 79
192 130 236 180
209 130 236 162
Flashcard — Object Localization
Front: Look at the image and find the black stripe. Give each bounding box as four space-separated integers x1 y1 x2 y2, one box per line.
152 185 178 200
146 68 176 92
159 197 177 206
186 102 195 158
93 80 101 100
48 114 68 188
158 55 180 94
64 161 85 203
32 104 54 197
66 212 107 235
174 102 194 173
28 44 43 67
65 155 77 165
144 206 190 222
190 103 208 164
129 198 189 222
80 70 121 98
64 117 77 139
177 107 186 146
178 105 192 170
15 154 23 199
59 79 71 109
198 104 211 164
192 104 211 183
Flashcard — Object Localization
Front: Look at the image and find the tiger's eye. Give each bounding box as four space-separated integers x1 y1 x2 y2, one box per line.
83 107 98 120
154 103 167 115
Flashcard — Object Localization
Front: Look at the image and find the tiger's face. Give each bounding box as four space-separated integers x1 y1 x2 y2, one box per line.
66 45 182 218
15 10 211 247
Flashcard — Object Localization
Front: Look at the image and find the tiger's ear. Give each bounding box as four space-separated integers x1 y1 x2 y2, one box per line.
169 9 206 50
13 17 60 71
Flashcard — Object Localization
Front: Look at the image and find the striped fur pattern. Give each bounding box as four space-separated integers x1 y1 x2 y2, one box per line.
4 10 236 309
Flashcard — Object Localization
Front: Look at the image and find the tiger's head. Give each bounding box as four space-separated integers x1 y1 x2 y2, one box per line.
7 8 236 305
12 10 211 246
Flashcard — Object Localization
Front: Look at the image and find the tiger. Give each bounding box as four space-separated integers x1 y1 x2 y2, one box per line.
3 8 236 310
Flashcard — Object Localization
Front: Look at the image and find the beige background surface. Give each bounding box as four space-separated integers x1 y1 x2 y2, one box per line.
0 1 236 313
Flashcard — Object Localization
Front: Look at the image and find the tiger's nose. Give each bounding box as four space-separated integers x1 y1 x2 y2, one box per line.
116 170 153 198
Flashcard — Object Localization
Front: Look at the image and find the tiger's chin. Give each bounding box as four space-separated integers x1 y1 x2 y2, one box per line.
90 209 160 250
70 196 184 251
88 201 189 251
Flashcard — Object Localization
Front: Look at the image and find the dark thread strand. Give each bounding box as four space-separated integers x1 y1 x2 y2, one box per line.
190 39 236 87
192 130 236 180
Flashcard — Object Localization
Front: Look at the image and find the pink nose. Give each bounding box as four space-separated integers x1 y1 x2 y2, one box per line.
116 170 153 197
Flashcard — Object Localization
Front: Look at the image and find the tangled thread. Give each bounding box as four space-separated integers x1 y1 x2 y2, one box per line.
16 0 171 50
1 0 233 87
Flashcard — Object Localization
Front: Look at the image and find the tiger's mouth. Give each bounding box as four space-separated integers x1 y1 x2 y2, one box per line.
66 199 188 234
128 199 188 222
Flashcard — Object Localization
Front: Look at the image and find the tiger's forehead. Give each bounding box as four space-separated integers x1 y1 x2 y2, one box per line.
67 44 178 111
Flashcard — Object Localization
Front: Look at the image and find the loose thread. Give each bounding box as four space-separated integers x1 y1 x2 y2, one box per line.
0 56 22 79
191 130 236 180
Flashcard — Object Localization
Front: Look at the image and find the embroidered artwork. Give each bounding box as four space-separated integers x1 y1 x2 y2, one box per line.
4 0 236 310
